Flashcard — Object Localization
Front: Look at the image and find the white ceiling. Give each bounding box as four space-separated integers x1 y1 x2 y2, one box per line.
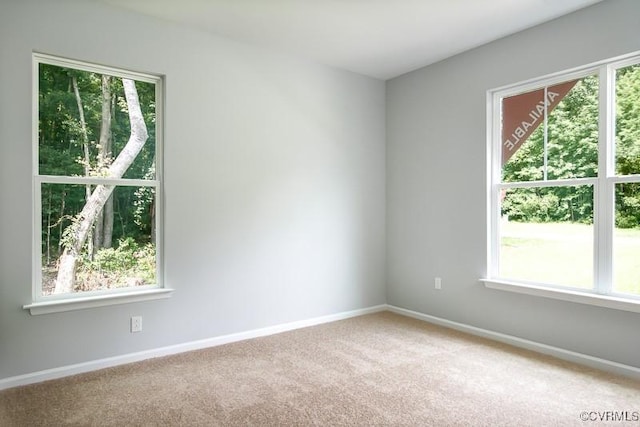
102 0 602 80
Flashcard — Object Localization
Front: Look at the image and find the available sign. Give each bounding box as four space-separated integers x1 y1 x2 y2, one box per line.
501 80 577 166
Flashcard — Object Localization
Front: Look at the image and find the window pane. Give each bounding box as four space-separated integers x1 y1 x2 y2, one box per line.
41 183 156 296
613 183 640 296
499 186 593 289
501 76 598 182
38 63 156 180
615 64 640 176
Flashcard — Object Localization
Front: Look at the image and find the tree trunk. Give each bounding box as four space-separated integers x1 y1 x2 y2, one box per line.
93 75 113 253
54 79 148 294
72 76 94 258
58 190 66 257
93 208 104 252
103 82 116 249
98 76 113 168
103 194 114 248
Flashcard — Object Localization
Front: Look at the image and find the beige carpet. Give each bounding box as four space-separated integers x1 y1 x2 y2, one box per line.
1 311 639 426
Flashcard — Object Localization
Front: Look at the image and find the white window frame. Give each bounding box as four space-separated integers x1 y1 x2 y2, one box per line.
25 53 171 315
482 51 640 314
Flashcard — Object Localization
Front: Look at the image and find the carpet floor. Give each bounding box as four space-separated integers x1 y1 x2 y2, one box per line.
1 311 639 426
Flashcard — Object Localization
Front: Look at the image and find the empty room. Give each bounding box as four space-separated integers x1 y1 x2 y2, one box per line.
1 0 639 425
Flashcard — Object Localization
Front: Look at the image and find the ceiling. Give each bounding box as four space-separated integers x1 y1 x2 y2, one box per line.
102 0 602 80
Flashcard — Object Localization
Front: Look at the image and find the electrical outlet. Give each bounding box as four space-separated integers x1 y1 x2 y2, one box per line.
131 316 142 333
434 277 442 290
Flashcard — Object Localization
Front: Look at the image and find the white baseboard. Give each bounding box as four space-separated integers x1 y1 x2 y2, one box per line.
3 303 637 391
386 304 640 380
0 304 387 391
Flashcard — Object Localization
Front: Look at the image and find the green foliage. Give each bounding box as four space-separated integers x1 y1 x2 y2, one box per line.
615 65 640 228
59 214 81 250
133 186 155 231
616 183 640 228
503 190 559 223
39 63 157 260
78 238 156 287
502 186 593 224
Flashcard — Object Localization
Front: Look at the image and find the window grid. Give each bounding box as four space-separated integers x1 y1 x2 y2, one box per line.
488 53 640 300
32 53 164 303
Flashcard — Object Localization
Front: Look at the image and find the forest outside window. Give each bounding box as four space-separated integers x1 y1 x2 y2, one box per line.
29 54 167 312
486 53 640 306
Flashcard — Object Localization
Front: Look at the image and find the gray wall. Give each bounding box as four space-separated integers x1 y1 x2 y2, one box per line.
387 0 640 367
2 0 639 383
0 0 386 380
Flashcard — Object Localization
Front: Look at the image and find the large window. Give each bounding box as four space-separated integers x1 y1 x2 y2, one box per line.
486 53 640 305
29 54 166 312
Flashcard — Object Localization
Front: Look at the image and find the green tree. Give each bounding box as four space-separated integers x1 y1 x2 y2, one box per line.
54 78 149 294
38 63 157 295
615 65 640 227
500 71 640 227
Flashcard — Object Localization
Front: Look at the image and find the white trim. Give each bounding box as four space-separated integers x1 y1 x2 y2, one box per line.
34 52 161 84
35 175 158 187
481 279 640 313
611 54 640 71
24 288 174 315
610 174 640 184
595 64 614 294
486 91 498 277
0 305 386 390
499 177 597 189
32 56 41 303
32 177 42 301
154 77 165 291
386 305 640 380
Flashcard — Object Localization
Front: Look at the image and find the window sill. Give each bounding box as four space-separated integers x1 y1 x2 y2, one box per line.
23 288 174 315
480 279 640 314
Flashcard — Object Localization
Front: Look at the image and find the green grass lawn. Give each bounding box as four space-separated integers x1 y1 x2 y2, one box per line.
500 221 640 296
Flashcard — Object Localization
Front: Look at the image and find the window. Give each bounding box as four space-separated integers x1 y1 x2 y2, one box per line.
486 52 640 308
27 54 169 314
